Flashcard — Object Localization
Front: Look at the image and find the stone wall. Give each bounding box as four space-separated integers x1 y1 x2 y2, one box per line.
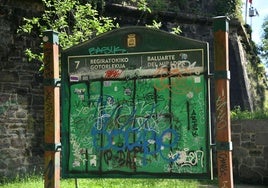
0 0 44 179
232 120 268 185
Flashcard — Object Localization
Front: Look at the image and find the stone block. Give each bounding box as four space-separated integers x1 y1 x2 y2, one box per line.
231 133 240 147
11 138 26 148
0 125 7 135
250 133 256 142
0 71 19 82
4 148 22 159
249 149 263 157
0 160 8 169
0 137 11 148
256 133 268 145
241 120 268 133
232 147 248 159
32 95 44 106
255 157 265 167
17 94 31 106
239 165 262 184
252 167 268 178
242 157 254 166
28 155 43 165
16 87 30 95
20 75 34 82
8 158 24 169
264 146 268 159
241 141 256 149
241 133 251 142
5 109 17 118
231 122 241 133
16 110 27 119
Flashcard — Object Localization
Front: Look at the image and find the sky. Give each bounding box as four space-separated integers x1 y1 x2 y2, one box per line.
243 0 268 44
242 0 268 74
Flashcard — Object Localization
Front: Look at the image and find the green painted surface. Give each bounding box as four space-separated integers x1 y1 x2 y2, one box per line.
61 27 211 178
213 16 229 32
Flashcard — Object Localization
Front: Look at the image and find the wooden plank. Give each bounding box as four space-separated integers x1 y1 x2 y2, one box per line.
213 16 234 188
43 31 60 188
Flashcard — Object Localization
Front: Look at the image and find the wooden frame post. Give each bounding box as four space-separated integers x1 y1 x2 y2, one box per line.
213 16 234 188
43 30 61 188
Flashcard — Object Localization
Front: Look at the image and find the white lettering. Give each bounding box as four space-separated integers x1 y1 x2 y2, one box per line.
147 55 175 62
90 57 128 64
90 64 126 70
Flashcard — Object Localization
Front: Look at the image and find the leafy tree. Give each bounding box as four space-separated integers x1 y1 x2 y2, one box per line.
17 0 118 68
260 16 268 66
17 0 182 70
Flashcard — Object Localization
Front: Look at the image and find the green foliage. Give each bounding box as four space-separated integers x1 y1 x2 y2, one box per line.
170 26 182 35
244 39 268 109
231 106 268 120
214 0 243 18
0 174 43 188
17 0 118 64
17 0 184 66
24 48 43 63
146 20 162 29
135 0 152 13
260 16 268 66
146 0 169 12
0 175 204 188
134 1 181 35
241 22 268 110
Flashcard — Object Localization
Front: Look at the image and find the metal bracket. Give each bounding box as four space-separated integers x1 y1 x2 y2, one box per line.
216 141 233 151
210 143 216 148
214 70 231 80
207 73 214 78
43 78 61 87
44 143 62 152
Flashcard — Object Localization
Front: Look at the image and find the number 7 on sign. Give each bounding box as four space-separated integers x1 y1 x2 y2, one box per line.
75 61 80 69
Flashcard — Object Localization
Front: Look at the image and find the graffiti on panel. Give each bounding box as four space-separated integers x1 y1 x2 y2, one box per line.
88 46 127 55
164 148 204 173
65 49 208 176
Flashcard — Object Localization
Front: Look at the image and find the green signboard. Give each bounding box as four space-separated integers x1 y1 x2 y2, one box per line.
61 27 211 178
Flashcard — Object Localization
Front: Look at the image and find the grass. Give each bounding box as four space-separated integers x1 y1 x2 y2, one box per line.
0 175 215 188
231 88 268 120
231 106 268 120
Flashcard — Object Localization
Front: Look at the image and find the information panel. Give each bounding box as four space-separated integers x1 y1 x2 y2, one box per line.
68 50 203 81
61 27 211 178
